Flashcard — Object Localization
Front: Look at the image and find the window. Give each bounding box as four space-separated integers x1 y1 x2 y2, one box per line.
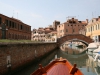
20 25 23 30
34 31 36 33
92 26 94 31
91 27 92 31
6 20 8 26
9 21 11 27
15 23 16 28
12 22 14 28
96 25 97 30
98 24 99 29
0 17 2 24
66 29 68 32
73 29 75 32
99 24 100 29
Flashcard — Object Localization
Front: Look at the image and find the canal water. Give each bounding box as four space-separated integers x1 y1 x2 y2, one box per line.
12 48 99 75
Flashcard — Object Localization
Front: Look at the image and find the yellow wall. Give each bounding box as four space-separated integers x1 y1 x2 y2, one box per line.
86 20 100 38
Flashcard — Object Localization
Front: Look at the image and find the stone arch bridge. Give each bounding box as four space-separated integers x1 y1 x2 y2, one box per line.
57 34 93 46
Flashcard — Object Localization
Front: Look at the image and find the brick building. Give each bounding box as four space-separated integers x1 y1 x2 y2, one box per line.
0 14 31 40
57 17 88 38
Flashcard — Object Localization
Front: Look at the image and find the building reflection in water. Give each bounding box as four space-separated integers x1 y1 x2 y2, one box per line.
87 54 100 75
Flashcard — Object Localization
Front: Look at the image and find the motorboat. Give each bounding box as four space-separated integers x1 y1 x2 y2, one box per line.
30 57 83 75
87 42 99 52
94 52 100 62
93 46 100 53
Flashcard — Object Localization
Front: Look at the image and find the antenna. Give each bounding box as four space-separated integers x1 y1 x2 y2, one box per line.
17 12 18 19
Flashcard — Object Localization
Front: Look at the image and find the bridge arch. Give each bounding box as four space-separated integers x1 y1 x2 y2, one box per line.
57 34 93 46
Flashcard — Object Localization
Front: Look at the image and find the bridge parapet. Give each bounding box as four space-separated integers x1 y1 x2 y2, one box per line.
57 34 93 46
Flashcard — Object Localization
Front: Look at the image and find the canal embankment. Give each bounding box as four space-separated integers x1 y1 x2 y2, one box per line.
0 42 58 75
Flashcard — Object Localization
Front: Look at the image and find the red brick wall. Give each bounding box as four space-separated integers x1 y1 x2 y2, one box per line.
0 14 31 40
57 34 93 46
0 43 57 75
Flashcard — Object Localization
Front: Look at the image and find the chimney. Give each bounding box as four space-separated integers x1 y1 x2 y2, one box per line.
86 19 88 23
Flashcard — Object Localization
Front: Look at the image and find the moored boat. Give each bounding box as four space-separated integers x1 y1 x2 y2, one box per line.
30 57 83 75
87 43 98 52
93 46 100 53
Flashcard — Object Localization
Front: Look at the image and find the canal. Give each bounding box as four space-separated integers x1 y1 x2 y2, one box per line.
11 48 99 75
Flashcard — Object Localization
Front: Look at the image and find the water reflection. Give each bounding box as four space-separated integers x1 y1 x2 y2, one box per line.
14 49 98 75
95 66 100 75
87 53 100 75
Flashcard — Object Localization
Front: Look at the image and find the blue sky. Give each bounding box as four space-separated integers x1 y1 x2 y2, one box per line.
0 0 100 30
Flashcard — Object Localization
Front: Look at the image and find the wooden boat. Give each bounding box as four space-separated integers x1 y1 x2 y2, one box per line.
30 57 83 75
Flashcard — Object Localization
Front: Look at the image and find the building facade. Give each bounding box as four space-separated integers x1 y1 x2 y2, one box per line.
53 20 60 30
45 31 57 42
31 27 57 42
0 14 31 40
31 28 46 41
79 27 86 35
86 16 100 42
57 17 88 38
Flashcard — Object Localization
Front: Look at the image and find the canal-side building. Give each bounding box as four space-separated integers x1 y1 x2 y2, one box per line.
86 16 100 42
0 14 31 40
53 20 60 30
57 17 88 38
31 27 46 41
31 27 54 42
31 26 57 42
79 27 86 35
31 20 60 41
45 30 57 42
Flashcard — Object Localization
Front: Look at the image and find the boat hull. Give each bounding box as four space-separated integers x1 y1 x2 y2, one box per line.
30 57 83 75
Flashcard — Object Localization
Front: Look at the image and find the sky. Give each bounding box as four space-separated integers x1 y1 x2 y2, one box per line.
0 0 100 30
